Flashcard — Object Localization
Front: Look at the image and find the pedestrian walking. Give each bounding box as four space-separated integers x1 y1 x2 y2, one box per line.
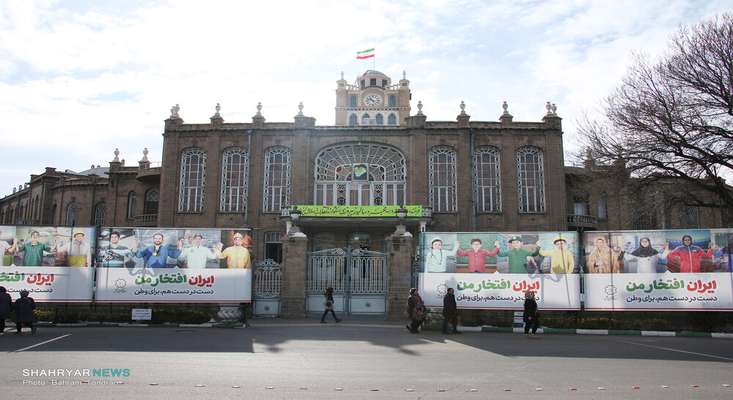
406 288 425 333
523 291 539 336
320 287 341 323
14 290 36 335
442 287 460 334
0 286 12 335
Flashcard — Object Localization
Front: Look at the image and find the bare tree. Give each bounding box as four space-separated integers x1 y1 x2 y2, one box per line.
579 13 733 209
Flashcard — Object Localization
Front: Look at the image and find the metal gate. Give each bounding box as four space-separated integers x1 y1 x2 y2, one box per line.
253 259 282 317
306 248 388 315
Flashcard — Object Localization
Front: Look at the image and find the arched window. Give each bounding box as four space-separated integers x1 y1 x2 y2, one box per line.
220 148 249 212
597 193 608 220
375 113 384 125
388 95 396 107
66 202 79 226
429 146 457 212
127 191 137 219
681 206 700 228
361 113 370 125
387 113 397 125
49 204 56 225
315 143 406 206
263 147 291 212
34 195 40 221
178 148 206 212
348 114 357 126
93 202 106 226
144 189 159 215
516 146 545 213
473 146 501 212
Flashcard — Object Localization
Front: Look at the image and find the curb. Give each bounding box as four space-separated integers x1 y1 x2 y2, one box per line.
470 325 732 339
178 323 213 328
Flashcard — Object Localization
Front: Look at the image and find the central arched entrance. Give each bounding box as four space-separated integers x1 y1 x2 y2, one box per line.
314 143 406 206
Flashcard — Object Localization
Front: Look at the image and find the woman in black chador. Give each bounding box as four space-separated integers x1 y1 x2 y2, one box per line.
320 287 341 323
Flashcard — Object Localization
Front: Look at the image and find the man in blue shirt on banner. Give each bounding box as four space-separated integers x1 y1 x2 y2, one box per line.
136 232 180 268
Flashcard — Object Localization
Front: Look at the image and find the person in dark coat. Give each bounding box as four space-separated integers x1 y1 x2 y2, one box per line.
320 287 341 323
442 288 460 334
0 286 12 335
14 290 36 335
406 288 425 333
523 290 539 336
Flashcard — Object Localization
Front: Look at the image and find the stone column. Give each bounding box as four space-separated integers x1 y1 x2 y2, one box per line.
280 234 308 318
387 234 414 320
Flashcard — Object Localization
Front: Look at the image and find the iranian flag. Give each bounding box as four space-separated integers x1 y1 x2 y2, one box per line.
356 48 375 60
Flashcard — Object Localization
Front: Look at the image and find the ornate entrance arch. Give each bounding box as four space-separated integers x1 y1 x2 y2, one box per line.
314 143 406 206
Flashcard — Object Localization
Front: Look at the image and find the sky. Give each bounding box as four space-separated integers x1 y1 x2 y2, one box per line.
0 0 730 197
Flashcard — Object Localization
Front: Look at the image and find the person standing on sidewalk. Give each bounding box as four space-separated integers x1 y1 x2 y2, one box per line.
320 287 341 323
442 288 460 334
523 291 539 336
0 286 12 335
14 290 36 335
406 288 425 333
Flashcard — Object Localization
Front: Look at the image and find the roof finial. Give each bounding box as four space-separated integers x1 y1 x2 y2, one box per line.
545 101 553 116
297 101 304 116
256 102 262 116
170 104 180 118
340 71 344 80
214 102 221 117
417 100 424 116
141 147 149 162
403 70 406 80
459 100 466 116
551 103 558 115
113 148 120 162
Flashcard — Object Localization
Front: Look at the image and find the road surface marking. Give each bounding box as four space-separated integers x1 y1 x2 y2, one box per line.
615 339 733 361
13 334 72 353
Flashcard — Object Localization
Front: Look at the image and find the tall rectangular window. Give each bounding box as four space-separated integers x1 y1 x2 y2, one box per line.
178 149 206 212
220 148 249 212
388 95 396 107
429 146 457 212
473 146 501 212
263 147 291 212
517 146 545 213
349 95 357 107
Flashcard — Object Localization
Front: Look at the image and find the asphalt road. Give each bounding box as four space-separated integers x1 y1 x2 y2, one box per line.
1 321 732 399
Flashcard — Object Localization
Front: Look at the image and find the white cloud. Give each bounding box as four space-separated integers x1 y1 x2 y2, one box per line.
0 0 730 196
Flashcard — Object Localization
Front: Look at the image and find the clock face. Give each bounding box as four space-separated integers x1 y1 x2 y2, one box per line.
363 94 382 107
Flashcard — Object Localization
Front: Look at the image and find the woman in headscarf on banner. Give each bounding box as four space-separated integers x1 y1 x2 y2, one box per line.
623 237 660 274
586 236 622 273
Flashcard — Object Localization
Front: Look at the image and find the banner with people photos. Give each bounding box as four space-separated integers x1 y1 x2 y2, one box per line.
583 229 733 310
0 225 96 301
418 231 581 310
95 227 253 302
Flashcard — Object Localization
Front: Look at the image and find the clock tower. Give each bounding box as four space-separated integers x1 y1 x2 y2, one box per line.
335 70 411 126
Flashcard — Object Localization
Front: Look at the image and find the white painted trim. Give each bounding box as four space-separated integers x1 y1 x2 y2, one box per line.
576 329 609 335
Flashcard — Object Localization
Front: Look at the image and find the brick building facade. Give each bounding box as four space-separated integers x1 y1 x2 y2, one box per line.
1 70 728 317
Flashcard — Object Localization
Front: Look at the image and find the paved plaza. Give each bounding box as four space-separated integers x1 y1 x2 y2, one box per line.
1 321 732 399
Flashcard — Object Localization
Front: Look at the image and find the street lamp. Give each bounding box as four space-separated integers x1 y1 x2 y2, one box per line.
287 207 306 238
394 205 411 237
395 206 408 219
